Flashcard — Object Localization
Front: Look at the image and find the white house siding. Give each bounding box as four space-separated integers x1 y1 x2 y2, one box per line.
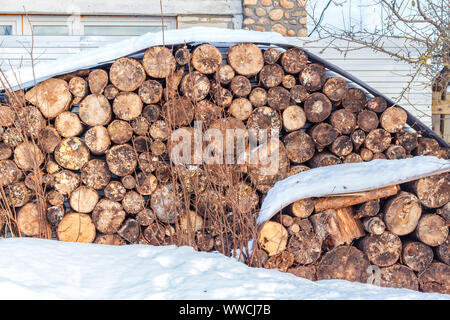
0 35 432 127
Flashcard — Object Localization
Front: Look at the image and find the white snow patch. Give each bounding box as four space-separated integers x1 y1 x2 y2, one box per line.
0 238 448 300
258 156 450 225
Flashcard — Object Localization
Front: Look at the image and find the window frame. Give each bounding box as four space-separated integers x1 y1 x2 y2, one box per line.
0 15 21 35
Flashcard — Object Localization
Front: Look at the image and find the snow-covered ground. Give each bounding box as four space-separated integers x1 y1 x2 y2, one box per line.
0 238 448 300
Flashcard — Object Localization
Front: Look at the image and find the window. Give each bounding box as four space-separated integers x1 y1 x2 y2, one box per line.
0 15 176 36
0 25 12 35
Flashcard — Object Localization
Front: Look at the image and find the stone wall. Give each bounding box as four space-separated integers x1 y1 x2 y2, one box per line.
242 0 307 36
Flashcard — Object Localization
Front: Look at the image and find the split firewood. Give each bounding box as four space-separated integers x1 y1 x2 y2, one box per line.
310 207 364 249
258 221 288 256
227 43 264 76
25 78 72 119
360 231 402 267
138 80 163 104
118 218 140 243
55 111 83 138
88 69 108 94
110 57 146 91
69 186 99 213
314 185 400 212
402 241 434 272
57 212 96 243
316 246 371 283
379 264 419 291
383 191 422 236
322 77 348 102
300 63 326 92
415 214 448 247
192 44 222 75
418 262 450 294
79 94 112 126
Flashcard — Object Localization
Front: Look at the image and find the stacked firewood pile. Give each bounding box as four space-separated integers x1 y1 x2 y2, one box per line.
0 43 448 294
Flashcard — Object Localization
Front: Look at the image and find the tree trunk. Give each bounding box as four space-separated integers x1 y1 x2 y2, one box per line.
138 79 163 104
317 246 371 283
383 191 422 236
314 185 400 212
110 57 146 91
418 262 450 294
402 241 434 272
282 105 306 132
287 265 317 281
362 216 385 235
265 251 295 272
300 63 327 92
55 111 83 138
330 109 357 135
304 93 332 123
385 145 406 159
282 74 296 89
291 198 315 218
308 152 341 168
81 159 111 190
69 186 99 213
104 181 126 202
108 120 133 144
287 218 322 265
142 46 176 79
122 190 146 214
355 200 380 218
290 84 309 104
267 86 291 111
360 148 373 161
249 87 268 107
216 65 235 85
113 92 143 121
106 144 137 177
54 170 80 195
379 264 419 291
259 64 284 88
380 106 407 133
68 76 88 98
84 126 111 155
435 235 449 265
103 84 119 100
88 69 108 95
79 94 112 126
283 131 315 164
118 218 140 243
192 44 222 75
174 46 191 66
247 106 282 139
360 231 402 267
330 135 353 157
309 123 339 150
280 48 308 74
364 128 392 153
351 129 366 150
357 110 379 132
342 88 367 113
368 96 387 113
415 214 448 247
229 98 253 121
322 77 348 102
17 202 50 237
151 184 182 224
410 173 449 209
263 47 281 65
227 43 264 76
258 221 288 256
396 131 418 152
57 212 96 243
180 71 211 102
